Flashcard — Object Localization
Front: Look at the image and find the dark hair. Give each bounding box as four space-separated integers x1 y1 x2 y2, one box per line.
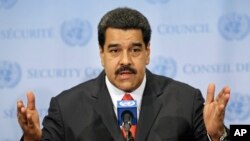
98 7 151 48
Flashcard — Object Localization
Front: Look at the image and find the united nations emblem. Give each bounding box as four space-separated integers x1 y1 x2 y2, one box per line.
218 13 250 41
119 100 136 107
225 93 250 121
61 19 92 47
149 56 177 78
0 61 21 88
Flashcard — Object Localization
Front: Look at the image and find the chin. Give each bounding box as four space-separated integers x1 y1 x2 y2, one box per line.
118 85 135 92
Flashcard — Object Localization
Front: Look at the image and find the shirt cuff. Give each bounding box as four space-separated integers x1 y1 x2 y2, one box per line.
207 127 227 141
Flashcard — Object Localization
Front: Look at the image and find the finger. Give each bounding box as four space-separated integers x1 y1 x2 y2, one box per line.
215 87 231 118
205 83 215 104
17 100 24 114
17 100 26 123
19 107 28 125
216 87 225 103
223 86 231 106
216 86 231 105
27 91 36 110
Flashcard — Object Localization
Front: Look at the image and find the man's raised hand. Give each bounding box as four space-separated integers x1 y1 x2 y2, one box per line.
17 91 42 141
203 83 230 141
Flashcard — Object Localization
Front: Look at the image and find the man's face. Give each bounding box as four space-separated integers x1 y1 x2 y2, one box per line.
100 28 150 92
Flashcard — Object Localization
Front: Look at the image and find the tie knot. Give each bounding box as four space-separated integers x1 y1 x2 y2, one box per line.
122 93 134 100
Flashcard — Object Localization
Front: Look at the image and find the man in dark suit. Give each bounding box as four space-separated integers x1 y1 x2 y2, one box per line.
17 7 231 141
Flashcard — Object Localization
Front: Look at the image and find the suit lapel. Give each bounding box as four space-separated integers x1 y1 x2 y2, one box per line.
136 70 163 141
93 72 124 141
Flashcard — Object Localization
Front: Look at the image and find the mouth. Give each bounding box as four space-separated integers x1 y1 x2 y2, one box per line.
118 70 134 80
115 65 137 80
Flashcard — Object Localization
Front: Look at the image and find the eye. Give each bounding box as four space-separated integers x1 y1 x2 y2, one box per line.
108 47 121 57
132 48 141 52
110 49 118 53
130 46 142 56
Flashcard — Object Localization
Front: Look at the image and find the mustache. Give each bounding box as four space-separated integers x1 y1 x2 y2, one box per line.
115 65 137 75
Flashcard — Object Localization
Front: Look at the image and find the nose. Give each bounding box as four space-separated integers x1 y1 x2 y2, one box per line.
120 51 132 66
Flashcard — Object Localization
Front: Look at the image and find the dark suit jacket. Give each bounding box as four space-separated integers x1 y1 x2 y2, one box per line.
37 70 227 141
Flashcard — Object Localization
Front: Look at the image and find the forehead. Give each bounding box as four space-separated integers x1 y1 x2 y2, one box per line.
105 28 143 42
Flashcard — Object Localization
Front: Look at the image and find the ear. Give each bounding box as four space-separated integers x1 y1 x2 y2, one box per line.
145 43 150 65
99 46 104 67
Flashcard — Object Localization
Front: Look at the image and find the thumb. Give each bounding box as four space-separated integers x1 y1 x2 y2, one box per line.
26 91 36 110
205 83 215 104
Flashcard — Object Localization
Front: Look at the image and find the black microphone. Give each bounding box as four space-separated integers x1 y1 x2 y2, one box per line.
122 111 133 131
122 111 134 141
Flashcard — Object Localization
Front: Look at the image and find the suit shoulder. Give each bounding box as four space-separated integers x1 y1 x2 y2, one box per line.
150 73 200 94
55 77 100 102
151 73 205 107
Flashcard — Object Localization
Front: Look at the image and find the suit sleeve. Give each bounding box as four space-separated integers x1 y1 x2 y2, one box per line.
192 89 210 141
41 97 64 141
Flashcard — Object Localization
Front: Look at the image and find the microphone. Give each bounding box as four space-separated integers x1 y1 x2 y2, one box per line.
117 100 137 126
117 100 137 141
122 111 133 131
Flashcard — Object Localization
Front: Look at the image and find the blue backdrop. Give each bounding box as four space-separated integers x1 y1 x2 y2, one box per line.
0 0 250 140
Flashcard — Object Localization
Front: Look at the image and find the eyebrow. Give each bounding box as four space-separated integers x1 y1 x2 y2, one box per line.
107 43 119 49
107 42 143 49
132 43 143 47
